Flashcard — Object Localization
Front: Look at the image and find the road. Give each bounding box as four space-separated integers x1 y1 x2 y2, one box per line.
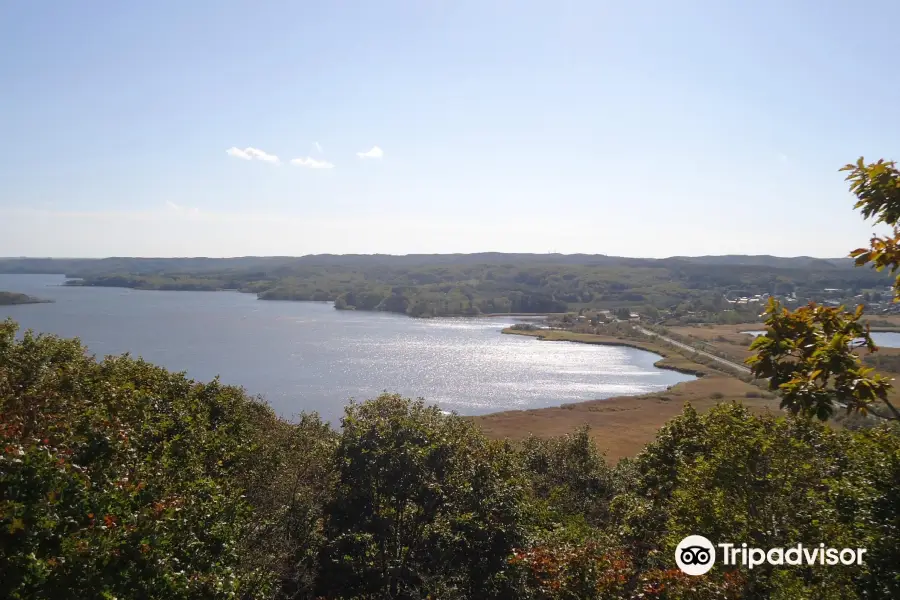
633 326 752 375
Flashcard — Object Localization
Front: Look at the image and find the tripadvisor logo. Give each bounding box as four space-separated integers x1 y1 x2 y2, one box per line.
675 535 867 576
676 535 716 575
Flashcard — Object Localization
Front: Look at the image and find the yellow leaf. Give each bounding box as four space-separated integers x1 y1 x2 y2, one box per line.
8 518 25 533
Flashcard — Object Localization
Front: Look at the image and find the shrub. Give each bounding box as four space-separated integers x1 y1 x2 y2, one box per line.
0 319 334 600
520 427 615 525
316 394 529 599
0 322 257 597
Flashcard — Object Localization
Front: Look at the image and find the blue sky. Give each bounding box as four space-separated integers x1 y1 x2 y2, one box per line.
1 0 898 258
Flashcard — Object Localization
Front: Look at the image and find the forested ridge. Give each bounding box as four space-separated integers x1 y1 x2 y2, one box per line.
0 253 891 318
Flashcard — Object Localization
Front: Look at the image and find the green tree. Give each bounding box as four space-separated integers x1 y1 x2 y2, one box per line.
747 301 895 420
0 319 339 600
0 320 304 599
317 394 528 599
620 403 900 599
519 427 615 525
641 305 661 320
845 158 900 295
748 157 900 421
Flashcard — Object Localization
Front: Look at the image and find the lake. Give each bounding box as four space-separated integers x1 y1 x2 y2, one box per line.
742 330 900 348
1 274 695 422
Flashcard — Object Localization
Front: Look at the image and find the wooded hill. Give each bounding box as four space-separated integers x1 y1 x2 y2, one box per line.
0 254 889 318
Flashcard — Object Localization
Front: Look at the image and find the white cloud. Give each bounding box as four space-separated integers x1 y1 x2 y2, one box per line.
290 156 335 169
226 146 281 164
226 147 252 160
166 201 200 215
314 141 323 154
356 146 384 159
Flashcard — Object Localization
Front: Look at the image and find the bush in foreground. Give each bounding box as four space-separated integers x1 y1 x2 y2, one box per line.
0 319 332 599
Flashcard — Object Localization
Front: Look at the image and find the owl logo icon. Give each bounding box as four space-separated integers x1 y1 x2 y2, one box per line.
675 535 715 575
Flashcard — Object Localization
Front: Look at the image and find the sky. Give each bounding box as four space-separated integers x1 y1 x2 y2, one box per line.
1 0 898 258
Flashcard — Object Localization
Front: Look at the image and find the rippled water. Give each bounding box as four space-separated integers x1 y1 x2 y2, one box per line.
1 274 694 422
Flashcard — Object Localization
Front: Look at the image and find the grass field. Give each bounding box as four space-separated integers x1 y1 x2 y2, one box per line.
864 313 900 331
473 376 778 463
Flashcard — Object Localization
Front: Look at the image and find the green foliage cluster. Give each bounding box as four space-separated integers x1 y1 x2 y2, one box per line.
749 301 898 420
0 319 335 599
846 158 900 296
3 320 899 599
746 158 900 424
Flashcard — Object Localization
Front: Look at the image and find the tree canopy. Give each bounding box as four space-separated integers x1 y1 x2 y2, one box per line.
748 157 900 422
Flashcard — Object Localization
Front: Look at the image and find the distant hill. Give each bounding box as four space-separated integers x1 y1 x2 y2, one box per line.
0 253 862 274
0 252 888 319
665 255 849 270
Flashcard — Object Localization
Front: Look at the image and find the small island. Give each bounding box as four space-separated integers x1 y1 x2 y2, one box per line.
0 291 53 305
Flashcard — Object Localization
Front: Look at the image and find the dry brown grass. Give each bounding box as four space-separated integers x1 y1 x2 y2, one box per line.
473 376 779 463
863 314 900 331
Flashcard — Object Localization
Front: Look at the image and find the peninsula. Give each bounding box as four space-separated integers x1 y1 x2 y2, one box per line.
0 291 52 305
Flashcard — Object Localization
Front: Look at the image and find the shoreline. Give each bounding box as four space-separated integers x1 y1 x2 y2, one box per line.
501 327 716 378
476 328 777 461
58 280 564 320
0 291 54 306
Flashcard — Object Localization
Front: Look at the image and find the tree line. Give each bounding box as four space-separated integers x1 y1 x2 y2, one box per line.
35 256 892 318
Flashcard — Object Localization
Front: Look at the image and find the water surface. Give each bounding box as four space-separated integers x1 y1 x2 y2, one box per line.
1 274 694 422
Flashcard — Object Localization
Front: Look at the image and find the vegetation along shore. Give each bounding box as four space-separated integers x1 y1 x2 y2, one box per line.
0 291 52 305
1 251 895 319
